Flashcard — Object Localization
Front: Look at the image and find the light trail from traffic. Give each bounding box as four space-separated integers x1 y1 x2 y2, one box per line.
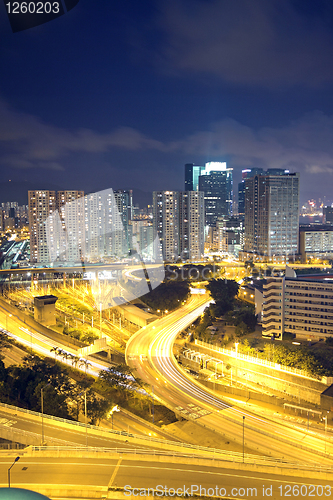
126 295 333 464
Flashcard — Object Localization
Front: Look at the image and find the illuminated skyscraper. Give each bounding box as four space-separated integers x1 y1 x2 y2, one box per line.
28 190 56 263
153 191 179 261
199 162 233 227
179 191 205 260
56 191 85 263
244 172 299 260
185 163 204 191
153 190 205 261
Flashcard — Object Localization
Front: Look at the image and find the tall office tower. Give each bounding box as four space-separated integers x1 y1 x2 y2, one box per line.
179 191 205 260
185 163 204 191
56 191 85 263
153 191 179 261
238 168 264 214
84 188 125 261
114 190 133 256
29 190 56 263
243 172 299 261
198 162 233 227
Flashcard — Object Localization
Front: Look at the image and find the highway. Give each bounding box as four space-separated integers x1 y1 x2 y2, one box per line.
126 295 333 464
0 452 332 500
0 305 107 377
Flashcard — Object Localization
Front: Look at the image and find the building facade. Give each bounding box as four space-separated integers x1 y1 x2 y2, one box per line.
243 172 299 261
153 190 205 261
29 190 57 263
216 215 244 256
179 191 205 260
199 162 233 227
153 191 180 261
299 225 333 262
184 163 204 191
262 276 333 340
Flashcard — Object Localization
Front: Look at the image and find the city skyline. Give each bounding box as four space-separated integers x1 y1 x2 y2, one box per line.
0 1 333 203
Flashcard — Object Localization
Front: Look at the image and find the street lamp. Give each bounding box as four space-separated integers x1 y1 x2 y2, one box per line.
242 416 245 463
323 412 329 453
109 405 120 430
235 342 239 358
99 302 102 336
41 382 51 446
5 313 12 331
151 385 155 424
8 456 20 488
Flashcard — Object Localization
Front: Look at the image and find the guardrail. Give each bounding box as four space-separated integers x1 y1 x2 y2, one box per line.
25 446 333 471
194 340 322 381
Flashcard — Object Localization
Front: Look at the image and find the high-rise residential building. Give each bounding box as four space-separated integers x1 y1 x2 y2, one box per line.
130 218 154 260
84 188 125 261
199 162 233 227
243 172 299 261
30 188 134 264
56 191 85 263
153 190 205 261
114 190 133 256
153 191 179 261
185 163 204 191
29 190 56 263
262 275 333 340
179 191 205 260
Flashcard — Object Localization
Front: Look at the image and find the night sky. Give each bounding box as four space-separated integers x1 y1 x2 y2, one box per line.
1 0 333 205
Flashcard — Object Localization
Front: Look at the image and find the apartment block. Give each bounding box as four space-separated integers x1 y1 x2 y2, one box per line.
262 276 333 340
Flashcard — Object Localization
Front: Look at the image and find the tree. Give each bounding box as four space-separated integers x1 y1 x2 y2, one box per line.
0 331 14 351
206 279 239 314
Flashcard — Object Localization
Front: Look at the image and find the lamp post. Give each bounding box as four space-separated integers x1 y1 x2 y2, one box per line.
84 390 87 447
41 382 51 446
6 313 12 331
109 405 120 430
324 413 329 453
152 385 155 424
8 456 20 488
99 302 102 337
235 342 239 358
242 416 245 463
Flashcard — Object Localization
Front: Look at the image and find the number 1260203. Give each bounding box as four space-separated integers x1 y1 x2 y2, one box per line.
5 2 60 14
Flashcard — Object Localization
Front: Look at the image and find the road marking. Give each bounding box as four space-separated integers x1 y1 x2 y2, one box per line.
0 460 329 485
0 418 16 426
108 457 122 488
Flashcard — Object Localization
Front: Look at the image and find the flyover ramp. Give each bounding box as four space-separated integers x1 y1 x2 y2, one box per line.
0 448 332 500
126 295 333 464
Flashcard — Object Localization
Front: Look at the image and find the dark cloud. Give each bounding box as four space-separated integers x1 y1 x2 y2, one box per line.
1 98 333 200
155 0 333 87
170 111 333 177
0 100 166 170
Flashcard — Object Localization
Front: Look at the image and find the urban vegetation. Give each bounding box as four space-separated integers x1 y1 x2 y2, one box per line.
141 280 190 312
193 279 257 341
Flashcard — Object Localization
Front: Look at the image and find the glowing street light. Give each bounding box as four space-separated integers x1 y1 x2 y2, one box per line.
8 456 20 488
109 405 120 430
235 342 239 358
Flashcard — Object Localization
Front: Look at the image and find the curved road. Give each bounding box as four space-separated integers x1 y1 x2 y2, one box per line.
126 295 333 464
